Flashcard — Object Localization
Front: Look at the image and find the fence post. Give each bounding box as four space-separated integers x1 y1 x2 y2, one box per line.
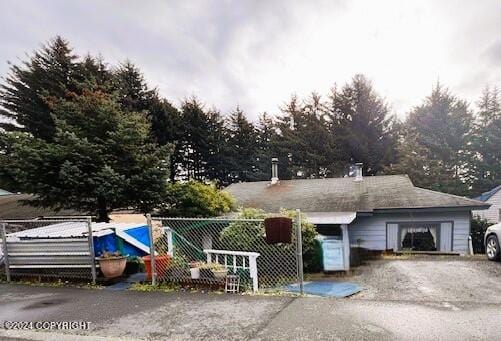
165 227 174 256
249 255 259 293
86 217 97 285
146 213 157 285
296 209 304 295
1 223 11 282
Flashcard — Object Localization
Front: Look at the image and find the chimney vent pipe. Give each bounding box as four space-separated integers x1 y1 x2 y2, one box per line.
354 163 363 182
271 158 279 184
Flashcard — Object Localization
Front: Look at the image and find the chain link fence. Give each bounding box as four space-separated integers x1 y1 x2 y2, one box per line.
0 218 96 283
149 216 302 292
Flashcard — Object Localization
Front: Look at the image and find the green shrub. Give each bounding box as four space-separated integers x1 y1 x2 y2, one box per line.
471 217 491 254
219 208 321 275
160 181 234 217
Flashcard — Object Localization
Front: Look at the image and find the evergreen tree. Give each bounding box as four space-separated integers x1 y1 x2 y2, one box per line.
254 112 277 181
73 55 114 93
471 86 501 194
327 75 397 176
226 107 259 182
205 109 230 184
148 97 182 182
179 98 210 180
389 84 474 195
113 60 156 113
0 36 78 140
274 94 338 179
1 90 170 221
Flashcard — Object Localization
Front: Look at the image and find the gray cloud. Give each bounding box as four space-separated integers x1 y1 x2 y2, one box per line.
0 0 500 121
483 40 501 65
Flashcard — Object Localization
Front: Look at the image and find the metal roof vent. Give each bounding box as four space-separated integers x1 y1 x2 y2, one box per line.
354 163 363 182
271 158 279 185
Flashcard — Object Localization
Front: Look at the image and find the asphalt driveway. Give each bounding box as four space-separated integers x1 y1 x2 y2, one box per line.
348 257 501 303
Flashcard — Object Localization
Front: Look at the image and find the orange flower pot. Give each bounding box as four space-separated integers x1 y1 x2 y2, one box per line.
143 255 172 280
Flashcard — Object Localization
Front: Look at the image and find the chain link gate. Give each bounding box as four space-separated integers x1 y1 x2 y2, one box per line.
147 210 304 293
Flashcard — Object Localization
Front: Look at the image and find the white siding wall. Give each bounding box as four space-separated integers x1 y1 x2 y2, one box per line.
473 190 501 223
349 211 471 254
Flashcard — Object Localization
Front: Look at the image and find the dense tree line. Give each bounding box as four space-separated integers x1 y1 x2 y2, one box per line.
0 37 499 220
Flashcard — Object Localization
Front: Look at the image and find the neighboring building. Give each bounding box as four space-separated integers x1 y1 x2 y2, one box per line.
0 193 82 220
473 186 501 223
226 162 489 268
0 193 144 228
0 189 13 196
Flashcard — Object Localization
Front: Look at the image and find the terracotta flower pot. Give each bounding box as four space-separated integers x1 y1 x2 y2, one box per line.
142 255 172 280
98 256 127 279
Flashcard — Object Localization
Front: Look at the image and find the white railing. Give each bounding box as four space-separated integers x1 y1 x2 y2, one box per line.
204 249 260 292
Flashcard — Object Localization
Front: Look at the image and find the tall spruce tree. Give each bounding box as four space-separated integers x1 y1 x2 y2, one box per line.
2 90 170 221
471 86 501 194
389 84 474 196
113 61 156 113
327 75 397 176
226 107 259 182
205 109 230 184
274 94 338 178
148 97 182 182
179 98 210 180
254 112 277 181
0 36 78 140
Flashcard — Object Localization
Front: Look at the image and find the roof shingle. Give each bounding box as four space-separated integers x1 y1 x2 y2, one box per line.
225 175 488 213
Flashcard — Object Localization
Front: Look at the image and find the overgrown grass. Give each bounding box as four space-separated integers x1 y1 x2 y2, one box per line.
0 277 103 289
129 282 181 293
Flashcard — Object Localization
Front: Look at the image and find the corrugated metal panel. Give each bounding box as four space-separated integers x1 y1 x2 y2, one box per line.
5 238 92 269
7 240 89 253
7 222 144 238
9 255 91 265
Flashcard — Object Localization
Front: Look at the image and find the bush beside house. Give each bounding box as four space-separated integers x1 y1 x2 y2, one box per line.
471 217 491 254
160 181 234 217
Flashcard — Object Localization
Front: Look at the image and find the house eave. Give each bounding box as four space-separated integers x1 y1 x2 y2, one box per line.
372 205 491 214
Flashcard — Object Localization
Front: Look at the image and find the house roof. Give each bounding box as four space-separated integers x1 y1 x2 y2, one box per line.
225 174 489 213
474 185 501 202
0 194 83 220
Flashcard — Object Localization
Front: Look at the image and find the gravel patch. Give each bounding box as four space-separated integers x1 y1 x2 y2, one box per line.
349 258 501 303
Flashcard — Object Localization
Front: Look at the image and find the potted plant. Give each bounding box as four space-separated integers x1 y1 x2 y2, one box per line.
168 256 190 279
125 256 144 275
98 251 128 279
142 254 172 280
207 263 228 279
198 262 214 279
189 261 204 279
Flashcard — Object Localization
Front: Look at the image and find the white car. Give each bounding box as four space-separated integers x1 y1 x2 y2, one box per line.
485 223 501 261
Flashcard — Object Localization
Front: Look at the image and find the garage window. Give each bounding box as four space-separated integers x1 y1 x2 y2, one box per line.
399 222 439 251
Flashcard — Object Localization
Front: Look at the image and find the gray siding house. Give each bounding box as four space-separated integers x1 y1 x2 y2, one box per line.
225 165 489 267
473 186 501 223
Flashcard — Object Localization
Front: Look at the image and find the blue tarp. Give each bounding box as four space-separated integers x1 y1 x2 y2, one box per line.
93 224 150 258
285 281 362 297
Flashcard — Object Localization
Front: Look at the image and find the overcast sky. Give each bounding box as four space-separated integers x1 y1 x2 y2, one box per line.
1 0 500 120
